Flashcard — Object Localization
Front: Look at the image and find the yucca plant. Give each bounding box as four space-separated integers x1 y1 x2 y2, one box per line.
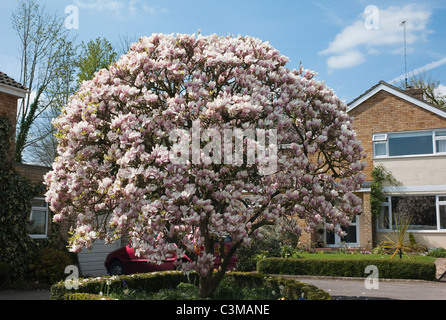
380 214 413 260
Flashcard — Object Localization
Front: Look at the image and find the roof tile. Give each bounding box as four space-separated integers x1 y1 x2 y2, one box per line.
0 72 27 91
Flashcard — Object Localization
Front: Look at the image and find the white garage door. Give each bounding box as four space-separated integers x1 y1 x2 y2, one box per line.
77 239 122 277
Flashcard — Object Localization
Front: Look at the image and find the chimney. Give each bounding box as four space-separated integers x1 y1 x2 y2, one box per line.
405 87 424 100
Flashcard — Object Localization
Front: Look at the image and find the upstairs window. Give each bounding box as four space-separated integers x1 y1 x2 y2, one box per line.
373 130 446 158
436 131 446 153
28 198 49 239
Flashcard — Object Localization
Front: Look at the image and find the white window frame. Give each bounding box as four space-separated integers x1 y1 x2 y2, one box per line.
373 129 446 158
377 195 446 233
434 131 446 154
29 197 49 239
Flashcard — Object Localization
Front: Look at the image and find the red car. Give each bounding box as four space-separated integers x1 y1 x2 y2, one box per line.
105 239 237 275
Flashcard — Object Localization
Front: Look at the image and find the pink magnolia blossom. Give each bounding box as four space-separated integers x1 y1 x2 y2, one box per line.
44 32 366 298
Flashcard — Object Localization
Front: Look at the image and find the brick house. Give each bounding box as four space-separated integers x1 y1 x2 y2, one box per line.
0 72 53 239
304 81 446 250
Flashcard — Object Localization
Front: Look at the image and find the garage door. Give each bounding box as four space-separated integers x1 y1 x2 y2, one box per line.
77 239 122 277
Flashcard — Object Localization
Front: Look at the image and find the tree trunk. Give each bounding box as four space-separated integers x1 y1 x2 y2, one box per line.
198 268 226 299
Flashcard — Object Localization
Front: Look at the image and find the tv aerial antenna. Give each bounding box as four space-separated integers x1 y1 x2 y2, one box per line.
400 19 408 89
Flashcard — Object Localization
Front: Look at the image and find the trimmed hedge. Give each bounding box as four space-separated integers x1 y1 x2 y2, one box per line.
51 270 197 300
257 258 437 281
50 270 331 300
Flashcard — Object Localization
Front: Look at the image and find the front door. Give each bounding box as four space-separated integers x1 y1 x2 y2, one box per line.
325 216 359 247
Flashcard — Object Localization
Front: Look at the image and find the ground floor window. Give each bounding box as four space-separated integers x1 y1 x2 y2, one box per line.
378 195 446 232
28 197 49 238
325 216 359 246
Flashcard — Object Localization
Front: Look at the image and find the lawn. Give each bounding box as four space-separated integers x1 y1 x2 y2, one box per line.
297 252 436 262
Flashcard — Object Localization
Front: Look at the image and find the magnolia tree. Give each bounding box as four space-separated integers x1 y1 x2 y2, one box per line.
44 33 366 298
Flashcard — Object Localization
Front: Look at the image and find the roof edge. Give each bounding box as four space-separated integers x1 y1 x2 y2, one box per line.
347 81 446 119
0 82 28 98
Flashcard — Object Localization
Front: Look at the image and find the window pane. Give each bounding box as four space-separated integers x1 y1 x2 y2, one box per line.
341 225 357 243
373 134 387 141
435 131 446 137
32 198 46 207
326 230 335 245
378 205 390 229
28 210 47 235
374 142 387 157
391 196 437 230
439 196 446 202
440 206 446 230
436 140 446 153
388 134 433 156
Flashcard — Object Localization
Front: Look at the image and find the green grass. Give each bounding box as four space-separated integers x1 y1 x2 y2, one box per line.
297 252 436 262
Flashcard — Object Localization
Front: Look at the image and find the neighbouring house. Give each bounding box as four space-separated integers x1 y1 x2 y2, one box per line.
301 80 446 250
0 72 51 240
0 72 51 238
0 72 120 277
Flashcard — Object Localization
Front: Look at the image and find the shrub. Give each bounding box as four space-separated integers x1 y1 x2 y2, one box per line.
0 117 44 281
29 247 74 284
0 261 10 284
257 258 437 281
236 225 300 272
427 247 446 258
407 233 428 254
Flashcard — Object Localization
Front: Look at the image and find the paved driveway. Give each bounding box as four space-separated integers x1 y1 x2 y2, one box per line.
293 276 446 300
0 289 51 300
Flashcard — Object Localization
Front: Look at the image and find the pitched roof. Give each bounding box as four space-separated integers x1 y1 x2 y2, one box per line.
0 72 28 98
347 80 446 119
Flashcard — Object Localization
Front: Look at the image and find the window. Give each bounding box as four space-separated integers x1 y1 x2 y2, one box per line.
388 132 433 156
372 134 387 157
325 216 359 246
28 198 49 238
378 195 446 232
435 131 446 153
373 130 446 158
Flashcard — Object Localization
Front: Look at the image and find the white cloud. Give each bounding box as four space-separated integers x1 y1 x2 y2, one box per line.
320 4 432 71
389 56 446 83
435 84 446 97
74 0 167 16
74 0 125 12
327 50 365 71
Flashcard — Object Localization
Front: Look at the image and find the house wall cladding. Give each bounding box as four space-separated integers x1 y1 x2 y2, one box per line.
348 90 446 181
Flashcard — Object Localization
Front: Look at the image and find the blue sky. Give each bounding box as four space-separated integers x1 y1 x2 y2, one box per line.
1 0 446 103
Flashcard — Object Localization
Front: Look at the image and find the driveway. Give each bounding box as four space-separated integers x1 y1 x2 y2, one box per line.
292 276 446 300
0 289 51 300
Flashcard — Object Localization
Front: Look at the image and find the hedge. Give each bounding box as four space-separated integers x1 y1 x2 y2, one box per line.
50 270 331 300
257 258 437 281
50 270 197 300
